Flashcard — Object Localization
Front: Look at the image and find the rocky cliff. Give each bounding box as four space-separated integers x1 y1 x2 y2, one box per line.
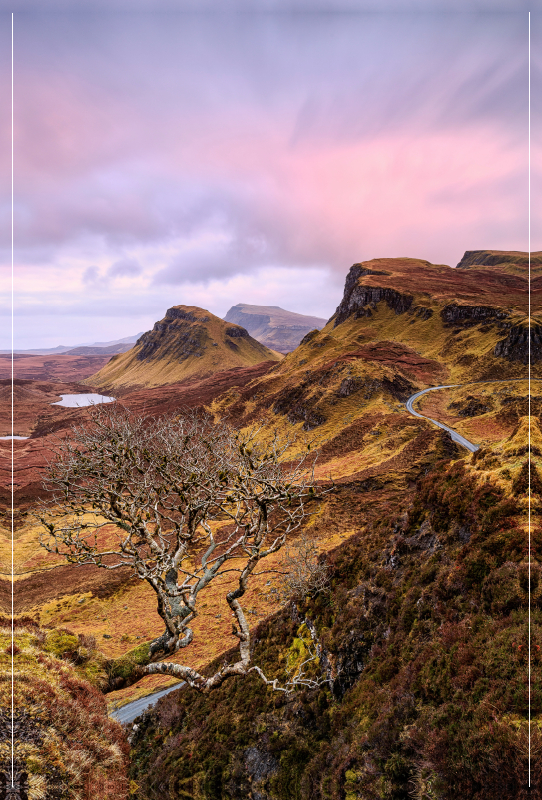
326 255 534 371
333 267 414 326
494 323 542 364
224 303 326 352
84 305 282 389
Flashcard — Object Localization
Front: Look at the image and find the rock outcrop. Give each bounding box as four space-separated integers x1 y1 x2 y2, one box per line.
332 264 413 326
321 255 538 374
456 249 542 275
440 304 509 327
494 323 542 364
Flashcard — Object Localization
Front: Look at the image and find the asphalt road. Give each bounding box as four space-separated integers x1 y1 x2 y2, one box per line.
110 681 184 725
405 384 480 453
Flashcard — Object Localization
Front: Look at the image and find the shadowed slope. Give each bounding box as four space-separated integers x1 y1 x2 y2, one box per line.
456 248 542 277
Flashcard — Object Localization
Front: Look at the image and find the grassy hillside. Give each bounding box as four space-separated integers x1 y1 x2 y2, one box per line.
18 255 535 711
208 256 533 455
122 255 537 798
2 617 129 799
129 418 539 799
11 252 537 797
85 305 283 390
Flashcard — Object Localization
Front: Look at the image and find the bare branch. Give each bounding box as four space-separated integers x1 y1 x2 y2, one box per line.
268 534 331 605
36 404 332 694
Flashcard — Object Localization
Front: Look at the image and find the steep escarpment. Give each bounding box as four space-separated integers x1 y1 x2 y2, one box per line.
84 305 283 389
209 255 531 462
224 304 326 352
333 270 414 326
454 251 542 334
325 256 532 374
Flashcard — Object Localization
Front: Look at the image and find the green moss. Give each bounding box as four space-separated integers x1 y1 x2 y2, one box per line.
286 624 314 673
75 657 108 688
44 630 79 658
108 641 152 680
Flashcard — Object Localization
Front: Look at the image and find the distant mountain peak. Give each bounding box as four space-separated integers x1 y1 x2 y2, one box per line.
224 303 327 353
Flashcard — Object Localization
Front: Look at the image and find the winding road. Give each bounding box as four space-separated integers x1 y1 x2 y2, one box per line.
406 378 534 452
405 384 479 453
110 682 184 725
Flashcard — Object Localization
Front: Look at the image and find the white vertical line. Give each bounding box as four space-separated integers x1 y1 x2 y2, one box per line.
10 10 14 788
528 8 531 790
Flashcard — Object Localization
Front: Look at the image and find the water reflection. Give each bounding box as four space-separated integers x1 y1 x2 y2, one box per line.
51 393 116 407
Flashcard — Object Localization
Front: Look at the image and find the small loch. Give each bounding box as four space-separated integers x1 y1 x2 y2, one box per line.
51 393 116 408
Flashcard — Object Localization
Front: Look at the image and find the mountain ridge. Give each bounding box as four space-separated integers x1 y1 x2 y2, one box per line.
84 305 283 389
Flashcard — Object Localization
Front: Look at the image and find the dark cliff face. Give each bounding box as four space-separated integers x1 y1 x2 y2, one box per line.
164 307 210 324
332 265 413 327
494 324 542 364
135 308 212 361
136 330 205 362
135 316 206 362
440 304 509 327
225 326 250 339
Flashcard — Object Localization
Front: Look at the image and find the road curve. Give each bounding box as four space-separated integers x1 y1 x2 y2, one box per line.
110 681 184 725
112 388 477 723
405 385 480 453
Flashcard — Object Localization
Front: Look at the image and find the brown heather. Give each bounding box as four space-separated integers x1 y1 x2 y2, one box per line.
0 618 129 799
0 252 539 798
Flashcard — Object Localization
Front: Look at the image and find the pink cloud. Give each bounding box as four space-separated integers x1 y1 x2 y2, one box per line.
0 10 533 349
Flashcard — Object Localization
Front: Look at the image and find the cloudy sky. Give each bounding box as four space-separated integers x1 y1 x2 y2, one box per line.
0 3 539 348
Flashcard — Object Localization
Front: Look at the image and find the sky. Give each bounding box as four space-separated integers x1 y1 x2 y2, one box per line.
0 4 539 348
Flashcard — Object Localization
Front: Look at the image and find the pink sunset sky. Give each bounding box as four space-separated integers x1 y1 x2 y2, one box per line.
0 3 539 348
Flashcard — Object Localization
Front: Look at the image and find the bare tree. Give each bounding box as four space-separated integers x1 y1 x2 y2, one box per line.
38 405 329 693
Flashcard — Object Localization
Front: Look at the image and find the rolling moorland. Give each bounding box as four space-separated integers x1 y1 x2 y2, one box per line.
1 248 541 799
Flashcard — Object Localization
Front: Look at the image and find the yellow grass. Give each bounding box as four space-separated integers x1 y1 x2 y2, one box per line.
84 305 282 389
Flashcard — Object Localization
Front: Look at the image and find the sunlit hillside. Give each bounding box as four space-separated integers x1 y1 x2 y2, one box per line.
85 305 283 390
